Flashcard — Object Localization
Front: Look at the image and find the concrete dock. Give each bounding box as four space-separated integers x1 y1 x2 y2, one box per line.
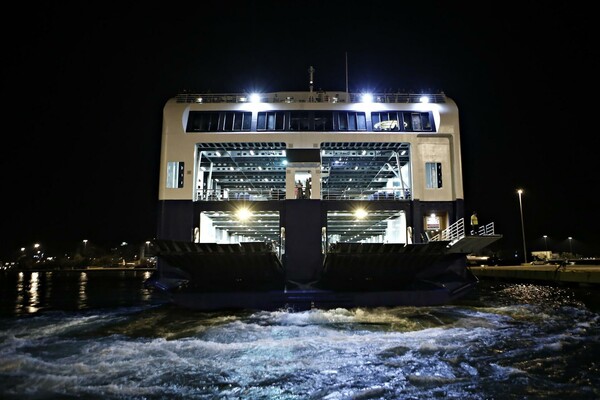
469 264 600 285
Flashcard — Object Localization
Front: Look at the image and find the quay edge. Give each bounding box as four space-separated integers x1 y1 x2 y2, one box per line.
469 265 600 286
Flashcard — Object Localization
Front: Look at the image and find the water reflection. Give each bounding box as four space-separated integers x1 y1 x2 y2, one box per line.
141 271 153 302
44 271 53 304
13 271 42 314
15 272 24 315
27 272 39 313
1 270 159 317
78 272 88 309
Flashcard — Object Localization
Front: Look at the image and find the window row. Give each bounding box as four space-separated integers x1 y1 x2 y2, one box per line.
186 111 434 132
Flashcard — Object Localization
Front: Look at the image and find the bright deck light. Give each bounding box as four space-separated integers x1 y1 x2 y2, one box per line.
354 208 368 219
360 93 373 103
236 208 252 221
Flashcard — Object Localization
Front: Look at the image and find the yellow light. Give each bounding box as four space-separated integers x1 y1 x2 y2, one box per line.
236 208 252 221
355 209 368 219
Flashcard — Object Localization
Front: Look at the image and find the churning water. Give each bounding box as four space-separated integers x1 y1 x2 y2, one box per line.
1 270 599 399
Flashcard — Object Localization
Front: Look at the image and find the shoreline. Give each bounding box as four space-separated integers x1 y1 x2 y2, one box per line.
470 264 600 285
1 267 156 273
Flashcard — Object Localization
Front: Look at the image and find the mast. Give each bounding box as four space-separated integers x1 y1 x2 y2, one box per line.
308 65 315 102
345 52 349 94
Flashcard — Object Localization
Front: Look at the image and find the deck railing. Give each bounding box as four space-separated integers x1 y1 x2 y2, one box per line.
430 218 466 243
430 219 496 244
196 188 411 201
176 91 447 104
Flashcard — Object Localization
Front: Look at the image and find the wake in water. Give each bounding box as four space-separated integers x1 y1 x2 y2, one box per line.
1 283 600 400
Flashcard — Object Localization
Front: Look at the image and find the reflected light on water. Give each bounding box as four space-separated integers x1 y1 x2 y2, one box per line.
27 272 40 313
45 271 53 304
141 271 153 302
14 272 41 314
78 272 88 309
2 270 159 318
15 272 25 314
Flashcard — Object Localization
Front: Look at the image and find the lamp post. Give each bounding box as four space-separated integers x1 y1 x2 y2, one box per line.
543 235 548 252
517 189 527 263
144 241 151 260
568 236 573 254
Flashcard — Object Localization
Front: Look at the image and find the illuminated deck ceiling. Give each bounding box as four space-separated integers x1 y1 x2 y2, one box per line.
197 142 410 192
201 209 404 244
198 142 410 244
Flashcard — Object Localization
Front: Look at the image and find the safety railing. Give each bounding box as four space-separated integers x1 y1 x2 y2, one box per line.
176 91 447 104
430 219 496 244
430 218 466 243
478 222 495 235
196 188 412 201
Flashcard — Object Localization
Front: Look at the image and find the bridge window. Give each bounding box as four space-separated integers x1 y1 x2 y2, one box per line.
314 111 333 131
258 111 364 131
404 112 433 131
372 112 401 131
290 111 310 130
372 111 434 132
333 112 367 131
186 111 251 132
257 112 287 130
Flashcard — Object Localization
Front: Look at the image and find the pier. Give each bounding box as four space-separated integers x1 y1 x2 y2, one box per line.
469 264 600 286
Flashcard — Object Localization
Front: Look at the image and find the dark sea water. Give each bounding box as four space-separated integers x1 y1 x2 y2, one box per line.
1 270 600 399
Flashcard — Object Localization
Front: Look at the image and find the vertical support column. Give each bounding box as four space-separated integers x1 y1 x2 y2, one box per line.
309 167 321 199
286 169 296 199
284 200 322 282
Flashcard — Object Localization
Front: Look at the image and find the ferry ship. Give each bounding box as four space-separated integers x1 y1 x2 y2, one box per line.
147 67 501 311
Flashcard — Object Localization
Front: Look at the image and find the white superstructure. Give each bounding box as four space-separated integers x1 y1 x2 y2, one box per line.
157 86 464 250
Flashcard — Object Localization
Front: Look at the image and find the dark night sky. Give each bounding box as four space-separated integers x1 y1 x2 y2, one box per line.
1 1 598 260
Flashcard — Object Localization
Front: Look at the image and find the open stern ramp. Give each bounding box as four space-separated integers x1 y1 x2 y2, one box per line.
319 241 471 291
151 240 285 292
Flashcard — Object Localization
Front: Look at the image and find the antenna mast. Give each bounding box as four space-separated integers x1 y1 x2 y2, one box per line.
345 52 349 94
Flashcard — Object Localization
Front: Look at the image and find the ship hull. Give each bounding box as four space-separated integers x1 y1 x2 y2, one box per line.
147 239 487 311
161 284 477 312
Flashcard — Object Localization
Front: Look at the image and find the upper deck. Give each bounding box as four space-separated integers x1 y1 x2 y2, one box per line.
159 89 463 206
174 91 448 105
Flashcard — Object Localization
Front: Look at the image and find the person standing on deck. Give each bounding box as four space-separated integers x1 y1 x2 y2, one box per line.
470 211 479 235
295 180 303 199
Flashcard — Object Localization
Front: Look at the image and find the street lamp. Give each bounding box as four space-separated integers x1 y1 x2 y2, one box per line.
517 189 527 263
568 236 573 254
144 241 151 260
543 235 548 251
